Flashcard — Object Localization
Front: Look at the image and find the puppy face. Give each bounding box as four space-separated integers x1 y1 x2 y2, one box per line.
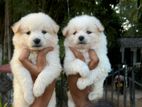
63 15 104 50
12 12 59 51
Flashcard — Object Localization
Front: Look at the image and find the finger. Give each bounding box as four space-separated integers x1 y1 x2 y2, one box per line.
37 47 53 66
19 48 30 61
70 47 85 61
69 47 76 53
23 48 30 56
37 54 47 71
88 49 99 70
37 48 49 72
39 47 54 55
69 47 77 56
86 86 93 93
89 49 98 60
45 47 54 52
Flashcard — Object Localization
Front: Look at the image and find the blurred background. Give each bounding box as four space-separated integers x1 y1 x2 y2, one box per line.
0 0 142 107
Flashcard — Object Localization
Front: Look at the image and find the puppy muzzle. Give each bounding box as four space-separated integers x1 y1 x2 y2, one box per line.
32 38 43 48
78 36 87 44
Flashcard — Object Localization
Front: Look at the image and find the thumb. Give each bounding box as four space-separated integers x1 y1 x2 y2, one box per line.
39 47 54 55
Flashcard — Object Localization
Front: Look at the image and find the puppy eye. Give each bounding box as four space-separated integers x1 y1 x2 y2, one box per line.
42 30 47 34
86 31 92 34
73 31 77 35
26 31 31 35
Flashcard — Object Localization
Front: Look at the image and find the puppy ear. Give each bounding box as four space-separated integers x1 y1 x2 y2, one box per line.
62 27 69 36
53 24 59 34
95 19 104 32
11 21 21 33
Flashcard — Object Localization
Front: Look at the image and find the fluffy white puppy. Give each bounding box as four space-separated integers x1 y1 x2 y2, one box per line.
10 12 61 107
63 15 111 106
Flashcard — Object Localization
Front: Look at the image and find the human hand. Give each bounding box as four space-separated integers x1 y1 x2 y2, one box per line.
36 47 54 74
88 49 99 70
19 47 55 107
19 48 38 77
31 80 56 107
19 47 53 78
68 75 93 107
19 48 30 61
70 47 85 61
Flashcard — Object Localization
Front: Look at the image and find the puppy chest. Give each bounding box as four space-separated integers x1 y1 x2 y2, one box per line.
29 53 38 65
82 52 90 64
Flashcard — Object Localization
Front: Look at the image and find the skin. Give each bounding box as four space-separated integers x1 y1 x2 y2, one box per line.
19 47 53 77
0 47 99 107
0 64 11 73
88 49 99 70
69 47 99 70
0 47 112 107
19 47 55 107
69 47 99 107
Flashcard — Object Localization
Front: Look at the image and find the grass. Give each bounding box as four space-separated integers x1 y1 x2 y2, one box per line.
0 96 12 107
0 96 2 107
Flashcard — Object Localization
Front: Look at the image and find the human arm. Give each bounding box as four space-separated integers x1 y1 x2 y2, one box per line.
33 46 61 97
19 47 53 77
64 47 89 77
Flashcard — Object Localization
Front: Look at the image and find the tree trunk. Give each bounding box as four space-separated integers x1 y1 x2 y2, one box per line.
3 0 11 63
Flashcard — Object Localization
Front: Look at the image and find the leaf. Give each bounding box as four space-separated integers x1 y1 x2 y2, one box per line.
4 103 8 107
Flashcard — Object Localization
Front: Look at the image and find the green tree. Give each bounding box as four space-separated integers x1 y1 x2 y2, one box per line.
116 0 142 37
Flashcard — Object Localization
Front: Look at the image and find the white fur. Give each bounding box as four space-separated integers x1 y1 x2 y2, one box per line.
10 12 61 107
63 15 111 106
48 90 56 107
67 92 75 107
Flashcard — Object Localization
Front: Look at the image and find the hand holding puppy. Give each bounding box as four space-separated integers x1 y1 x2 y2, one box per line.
68 75 93 107
69 47 85 61
88 49 99 70
19 47 53 78
19 47 55 107
69 47 100 107
69 47 99 70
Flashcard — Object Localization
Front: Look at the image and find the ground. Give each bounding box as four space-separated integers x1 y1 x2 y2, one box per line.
105 86 142 107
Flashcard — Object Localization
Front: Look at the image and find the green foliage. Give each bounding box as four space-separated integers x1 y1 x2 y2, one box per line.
116 0 142 37
11 0 39 22
0 96 2 107
0 0 141 49
61 0 123 48
2 59 9 64
6 0 140 49
0 96 11 107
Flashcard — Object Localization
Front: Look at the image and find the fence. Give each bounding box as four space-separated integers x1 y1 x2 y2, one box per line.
104 65 142 107
0 64 142 107
0 72 12 107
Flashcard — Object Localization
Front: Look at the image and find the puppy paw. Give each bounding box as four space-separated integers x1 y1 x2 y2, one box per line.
33 83 45 97
88 91 103 101
72 59 89 77
77 78 90 90
24 92 35 105
79 67 90 78
88 92 95 101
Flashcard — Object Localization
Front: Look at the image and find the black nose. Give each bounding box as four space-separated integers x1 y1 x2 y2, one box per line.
33 38 41 44
79 36 84 41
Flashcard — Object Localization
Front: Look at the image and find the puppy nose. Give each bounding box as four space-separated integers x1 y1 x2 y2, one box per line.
33 38 41 44
79 36 84 41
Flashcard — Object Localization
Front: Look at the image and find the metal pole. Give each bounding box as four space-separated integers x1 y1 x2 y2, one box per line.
111 75 114 103
124 65 128 107
131 70 135 107
104 80 108 100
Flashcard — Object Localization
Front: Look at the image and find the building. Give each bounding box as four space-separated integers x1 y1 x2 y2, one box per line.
119 38 142 66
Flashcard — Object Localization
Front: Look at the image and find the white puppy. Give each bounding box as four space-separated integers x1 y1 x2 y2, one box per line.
10 12 62 107
63 15 111 106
